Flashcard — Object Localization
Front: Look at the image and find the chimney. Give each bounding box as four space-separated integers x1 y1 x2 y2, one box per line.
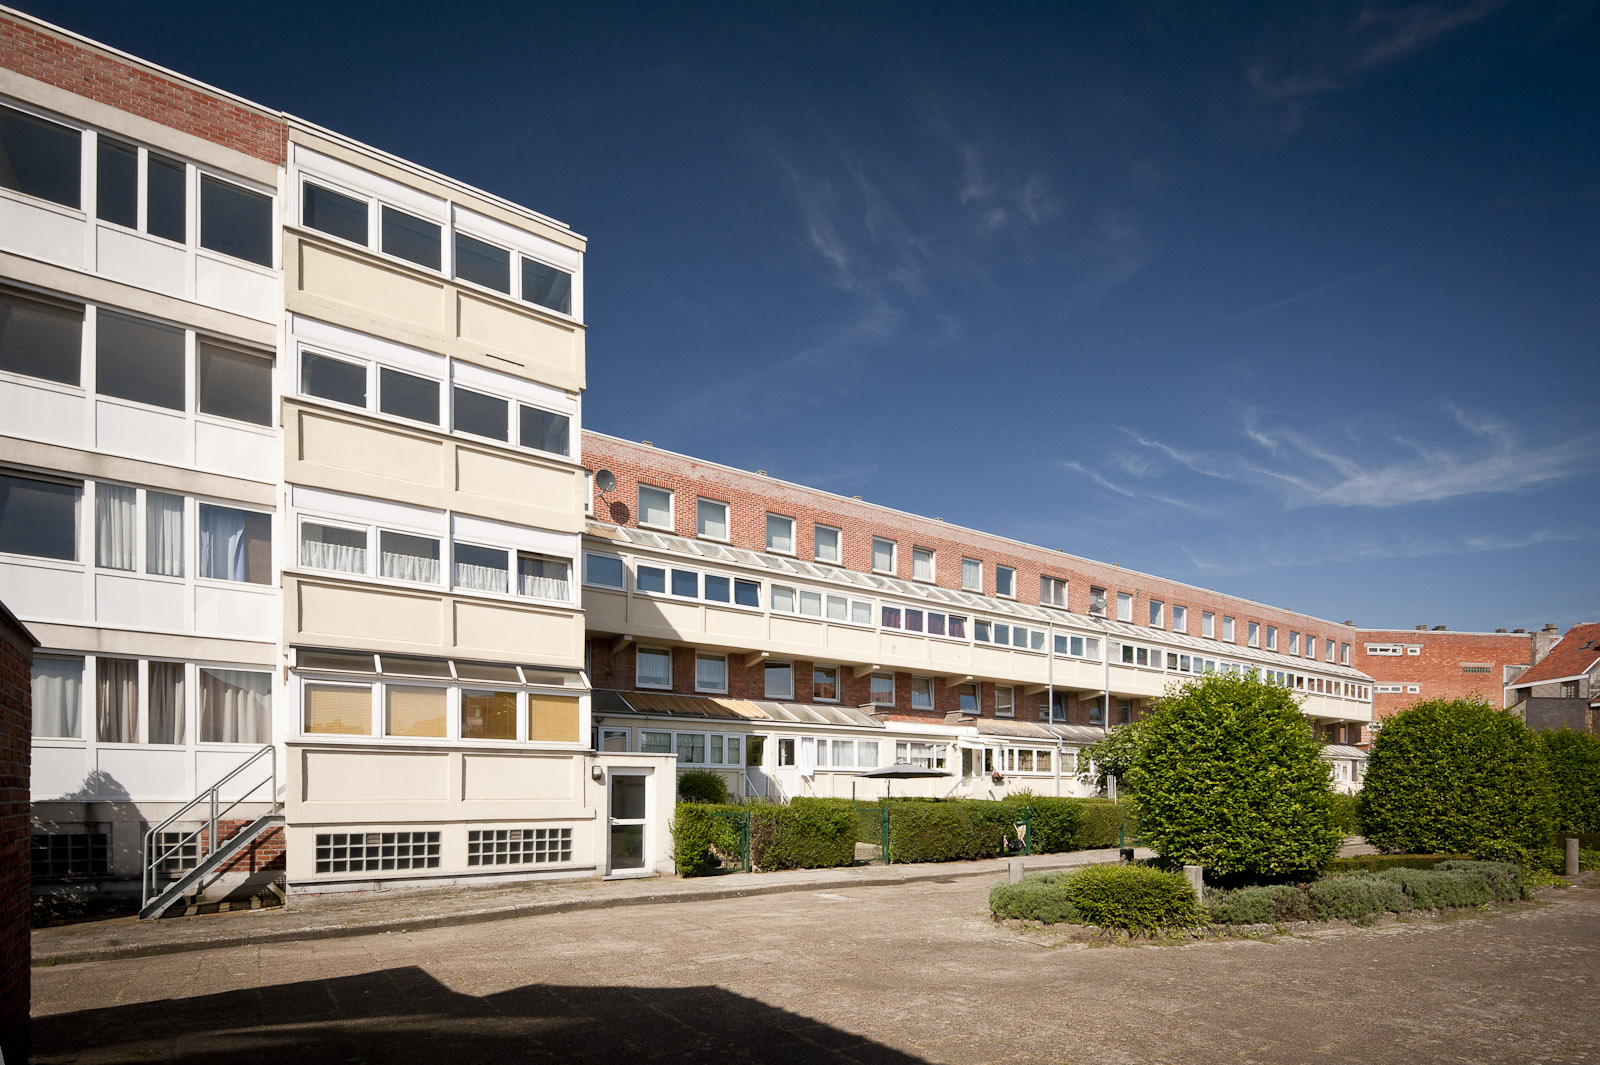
1512 628 1526 634
1433 625 1447 631
1495 628 1507 633
1415 625 1428 631
1531 625 1560 665
1344 620 1356 626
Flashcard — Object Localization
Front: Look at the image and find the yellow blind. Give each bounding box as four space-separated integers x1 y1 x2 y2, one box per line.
461 690 517 740
528 694 580 743
386 685 446 738
304 685 372 735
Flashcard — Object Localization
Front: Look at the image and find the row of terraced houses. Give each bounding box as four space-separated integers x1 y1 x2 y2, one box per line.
0 9 1585 911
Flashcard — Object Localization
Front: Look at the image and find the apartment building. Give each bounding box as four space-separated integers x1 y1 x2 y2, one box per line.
579 434 1377 800
0 8 673 907
1352 625 1555 728
1505 622 1600 735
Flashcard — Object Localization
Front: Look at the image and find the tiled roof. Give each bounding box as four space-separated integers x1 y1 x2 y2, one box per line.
1508 623 1600 687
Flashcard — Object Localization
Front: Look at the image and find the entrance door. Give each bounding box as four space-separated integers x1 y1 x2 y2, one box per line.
608 772 648 876
743 735 770 799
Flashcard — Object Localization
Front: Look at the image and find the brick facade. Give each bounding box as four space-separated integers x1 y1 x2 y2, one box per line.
0 604 36 1065
0 15 286 165
1353 627 1541 725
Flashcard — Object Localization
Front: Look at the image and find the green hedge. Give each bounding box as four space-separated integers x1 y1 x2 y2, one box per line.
1324 853 1470 873
671 803 747 877
887 800 1014 863
1539 729 1600 834
750 798 857 871
1207 860 1526 925
1075 800 1138 849
990 865 1201 932
1328 793 1363 836
677 769 729 805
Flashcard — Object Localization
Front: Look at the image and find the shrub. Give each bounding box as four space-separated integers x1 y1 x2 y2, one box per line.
677 769 729 805
1075 801 1137 850
1434 860 1525 901
887 800 1014 863
1359 698 1554 859
1305 875 1411 921
1324 853 1469 874
1539 729 1600 834
1207 884 1311 925
1127 673 1341 876
989 865 1201 932
989 872 1082 925
749 798 857 871
1328 793 1363 836
1077 719 1146 793
1374 868 1493 910
671 803 745 877
999 796 1083 854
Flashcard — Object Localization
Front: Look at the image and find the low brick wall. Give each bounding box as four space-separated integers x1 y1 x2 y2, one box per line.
0 603 37 1064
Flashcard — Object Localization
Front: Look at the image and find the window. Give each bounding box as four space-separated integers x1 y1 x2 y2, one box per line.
1340 643 1351 666
1247 621 1260 647
97 310 184 410
196 504 270 584
1461 664 1492 674
453 386 508 441
0 288 82 386
958 684 978 715
381 206 442 269
764 661 793 699
468 826 571 866
521 259 573 315
996 566 1015 598
300 520 366 574
519 405 570 456
1306 635 1318 659
1266 626 1278 651
315 831 439 874
454 231 511 293
1041 575 1066 607
1116 592 1133 622
958 557 981 592
1115 699 1132 726
31 655 82 738
301 350 366 407
302 181 367 244
813 524 840 563
1406 684 1420 694
0 104 80 207
766 514 795 554
381 367 440 424
96 659 142 742
1222 616 1235 642
199 668 270 743
584 552 625 588
518 554 569 600
1149 600 1164 627
638 485 672 529
995 685 1014 717
454 543 509 594
197 342 273 426
304 682 373 735
1089 586 1107 616
461 689 517 740
896 741 946 770
870 673 895 705
697 498 728 540
1201 611 1215 638
812 665 839 702
910 676 934 710
912 547 934 582
1172 605 1187 632
871 537 896 574
637 648 672 689
380 531 440 584
1559 680 1580 699
199 175 272 267
1325 639 1336 662
97 138 185 242
32 833 108 879
1290 632 1301 655
695 654 727 694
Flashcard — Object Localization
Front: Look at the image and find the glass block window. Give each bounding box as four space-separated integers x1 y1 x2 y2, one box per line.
154 830 200 878
32 833 108 879
467 827 574 866
314 831 441 874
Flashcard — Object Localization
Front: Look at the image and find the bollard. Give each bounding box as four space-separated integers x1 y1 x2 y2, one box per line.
1183 864 1205 900
1007 858 1024 884
1119 847 1135 863
1567 837 1580 878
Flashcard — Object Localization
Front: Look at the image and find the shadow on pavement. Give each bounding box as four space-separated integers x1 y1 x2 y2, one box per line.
34 965 928 1064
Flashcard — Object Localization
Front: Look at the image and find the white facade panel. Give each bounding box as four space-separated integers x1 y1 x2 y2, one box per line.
194 419 278 483
0 378 87 448
0 561 86 623
96 746 191 801
94 572 187 631
94 226 186 297
0 196 87 269
30 743 89 802
195 254 277 322
194 584 277 640
96 400 187 466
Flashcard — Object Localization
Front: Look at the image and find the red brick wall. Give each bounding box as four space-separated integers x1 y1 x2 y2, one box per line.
1355 629 1536 722
1 15 287 165
584 433 1360 669
0 608 35 1065
207 821 285 877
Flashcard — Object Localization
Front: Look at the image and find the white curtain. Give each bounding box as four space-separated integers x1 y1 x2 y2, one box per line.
96 657 138 743
199 668 270 744
872 540 893 572
798 736 817 778
696 655 727 691
95 484 136 571
518 573 568 600
145 491 184 576
301 538 366 573
198 505 247 582
31 656 82 738
455 561 507 593
148 661 185 744
766 516 793 554
382 549 440 583
636 651 671 688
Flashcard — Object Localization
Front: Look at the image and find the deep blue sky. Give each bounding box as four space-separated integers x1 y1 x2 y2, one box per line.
21 0 1599 631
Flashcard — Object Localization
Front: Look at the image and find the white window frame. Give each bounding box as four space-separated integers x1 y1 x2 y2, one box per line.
871 536 897 575
911 546 935 583
869 673 895 706
1202 612 1215 638
1040 574 1066 607
1172 605 1187 633
694 497 729 542
636 647 672 690
1116 592 1133 622
1247 621 1260 647
1222 616 1235 642
995 685 1015 718
813 523 841 563
694 653 728 694
764 660 794 700
963 557 983 592
765 513 796 555
811 664 840 703
637 484 673 531
1149 599 1164 628
910 676 934 710
996 565 1015 599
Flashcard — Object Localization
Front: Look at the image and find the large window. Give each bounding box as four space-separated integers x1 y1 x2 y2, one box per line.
638 485 672 529
386 685 447 738
197 504 271 584
95 484 184 576
199 175 273 267
764 661 793 699
695 654 727 694
454 543 510 594
958 683 978 714
300 520 366 574
0 288 82 386
96 311 184 410
1222 616 1234 642
697 498 728 540
97 138 185 242
198 668 270 743
1247 621 1260 647
0 472 79 561
0 104 80 208
197 342 273 426
304 683 373 736
31 655 82 738
637 648 672 689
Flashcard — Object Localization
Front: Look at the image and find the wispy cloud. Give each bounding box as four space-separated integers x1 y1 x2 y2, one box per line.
1176 527 1592 577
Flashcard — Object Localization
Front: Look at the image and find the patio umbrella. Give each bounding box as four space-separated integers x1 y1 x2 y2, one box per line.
858 762 949 799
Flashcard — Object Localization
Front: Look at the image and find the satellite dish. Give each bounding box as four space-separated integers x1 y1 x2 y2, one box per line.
595 470 617 494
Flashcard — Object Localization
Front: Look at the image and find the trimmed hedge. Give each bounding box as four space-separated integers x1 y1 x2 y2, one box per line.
750 798 857 871
887 800 1014 863
1324 853 1470 873
990 865 1202 932
671 802 747 877
677 769 729 805
1206 859 1527 925
1540 729 1600 834
1328 793 1363 836
1075 800 1138 849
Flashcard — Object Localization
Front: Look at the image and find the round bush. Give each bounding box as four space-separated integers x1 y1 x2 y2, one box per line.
677 769 728 805
1359 698 1554 860
989 865 1201 932
1539 728 1600 834
1126 673 1341 876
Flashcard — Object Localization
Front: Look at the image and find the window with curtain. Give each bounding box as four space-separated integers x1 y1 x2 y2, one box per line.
962 557 982 591
870 674 894 705
636 648 671 689
198 504 271 584
147 661 185 744
31 655 82 738
380 531 440 583
813 525 840 563
304 683 371 735
386 685 446 738
912 548 934 582
871 537 895 573
696 498 728 540
461 689 517 740
96 657 138 743
199 668 270 743
454 543 509 593
517 553 569 600
300 521 367 574
695 654 727 693
637 485 671 528
765 514 794 554
95 483 136 571
145 491 184 576
528 693 579 742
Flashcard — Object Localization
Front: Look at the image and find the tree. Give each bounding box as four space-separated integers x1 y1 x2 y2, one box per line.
1359 697 1554 859
1127 673 1341 877
1077 718 1146 793
1537 728 1600 834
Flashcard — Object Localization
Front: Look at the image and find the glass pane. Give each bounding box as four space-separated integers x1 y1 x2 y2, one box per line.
0 289 82 385
611 775 647 820
198 342 273 425
0 473 78 560
380 367 440 424
641 731 671 754
521 258 572 314
872 539 893 571
148 661 185 744
146 154 186 243
671 568 698 597
198 669 271 743
519 405 570 455
528 694 579 741
95 483 135 570
518 553 569 599
31 655 82 738
380 530 440 583
812 668 837 701
703 574 729 602
814 526 839 561
0 105 80 207
798 590 821 616
452 386 507 440
696 655 727 691
301 521 367 573
95 658 137 742
637 649 671 687
304 683 372 735
674 733 705 763
197 504 272 584
95 137 137 227
386 685 446 737
610 824 644 869
734 580 760 608
852 601 872 625
199 175 272 266
638 486 671 527
380 206 441 269
764 663 792 698
636 565 666 594
697 499 727 539
454 231 510 292
302 350 366 407
96 310 184 410
770 585 794 612
302 181 368 244
461 689 517 740
766 515 793 553
586 553 624 587
455 542 509 593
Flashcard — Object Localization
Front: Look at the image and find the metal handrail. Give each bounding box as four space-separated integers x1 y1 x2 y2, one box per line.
141 743 276 910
